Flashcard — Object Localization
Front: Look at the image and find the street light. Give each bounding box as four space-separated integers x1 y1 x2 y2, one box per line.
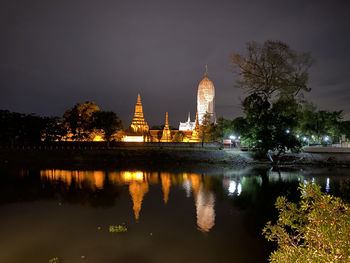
229 135 236 140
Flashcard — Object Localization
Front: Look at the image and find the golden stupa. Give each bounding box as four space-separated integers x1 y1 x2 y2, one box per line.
130 94 149 133
160 112 172 142
189 111 201 142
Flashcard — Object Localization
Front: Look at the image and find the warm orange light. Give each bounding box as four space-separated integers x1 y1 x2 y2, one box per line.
93 135 104 141
121 171 144 182
93 171 105 189
122 136 144 142
161 173 171 204
129 181 149 220
40 170 106 190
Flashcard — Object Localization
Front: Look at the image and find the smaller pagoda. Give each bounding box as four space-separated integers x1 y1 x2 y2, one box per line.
160 112 172 142
189 111 201 142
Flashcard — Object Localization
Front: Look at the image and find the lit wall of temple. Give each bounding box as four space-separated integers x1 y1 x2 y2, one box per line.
122 136 144 142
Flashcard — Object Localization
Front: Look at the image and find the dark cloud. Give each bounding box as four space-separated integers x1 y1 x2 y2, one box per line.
1 0 350 126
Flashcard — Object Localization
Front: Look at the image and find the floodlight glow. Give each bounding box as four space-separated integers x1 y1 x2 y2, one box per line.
286 129 290 134
229 135 236 140
228 180 236 195
237 183 242 196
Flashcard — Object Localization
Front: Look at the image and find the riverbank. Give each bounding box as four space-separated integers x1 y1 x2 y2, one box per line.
1 147 350 170
0 147 249 170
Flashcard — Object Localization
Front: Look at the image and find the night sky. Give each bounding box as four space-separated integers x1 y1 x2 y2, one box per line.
1 0 350 126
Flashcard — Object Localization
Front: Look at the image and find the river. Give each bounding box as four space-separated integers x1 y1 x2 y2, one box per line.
0 166 349 263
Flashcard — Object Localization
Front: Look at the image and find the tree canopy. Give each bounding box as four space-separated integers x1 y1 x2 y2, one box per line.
63 101 100 140
92 111 123 142
232 41 312 156
232 40 312 99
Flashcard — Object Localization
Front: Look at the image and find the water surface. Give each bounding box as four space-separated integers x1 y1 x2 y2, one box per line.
0 167 349 263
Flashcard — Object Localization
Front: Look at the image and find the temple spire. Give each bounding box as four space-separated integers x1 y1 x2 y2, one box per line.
137 93 141 104
195 110 199 127
187 112 191 122
165 112 169 127
204 64 208 77
189 111 201 142
160 112 172 142
130 94 149 133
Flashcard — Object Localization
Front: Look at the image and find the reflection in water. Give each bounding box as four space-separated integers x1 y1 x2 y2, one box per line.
237 182 242 196
326 177 330 193
161 173 171 204
188 173 200 202
129 181 149 220
118 171 149 220
122 171 144 182
38 168 343 232
40 170 217 231
196 186 215 232
3 167 349 263
228 180 236 196
40 170 105 190
182 179 192 198
226 179 242 196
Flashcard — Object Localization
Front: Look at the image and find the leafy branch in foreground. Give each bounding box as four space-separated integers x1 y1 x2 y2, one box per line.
263 182 350 263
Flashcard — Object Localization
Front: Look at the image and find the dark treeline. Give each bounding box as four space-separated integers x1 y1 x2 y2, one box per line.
0 101 123 146
0 110 48 145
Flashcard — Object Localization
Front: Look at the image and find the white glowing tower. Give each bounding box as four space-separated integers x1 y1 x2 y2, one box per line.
197 65 215 125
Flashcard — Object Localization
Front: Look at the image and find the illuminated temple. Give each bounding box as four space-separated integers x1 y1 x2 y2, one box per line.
121 94 198 142
179 65 216 130
119 66 216 142
122 94 150 142
43 67 214 143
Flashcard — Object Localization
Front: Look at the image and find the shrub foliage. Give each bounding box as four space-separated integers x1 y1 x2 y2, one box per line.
263 182 350 263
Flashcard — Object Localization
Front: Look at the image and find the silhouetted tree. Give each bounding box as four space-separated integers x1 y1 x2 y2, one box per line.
231 40 312 99
63 101 100 140
231 41 312 156
92 111 123 142
297 103 343 143
200 112 215 144
0 110 45 145
42 117 68 142
340 121 350 141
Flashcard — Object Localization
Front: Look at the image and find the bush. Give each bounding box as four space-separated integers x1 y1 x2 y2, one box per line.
263 182 350 263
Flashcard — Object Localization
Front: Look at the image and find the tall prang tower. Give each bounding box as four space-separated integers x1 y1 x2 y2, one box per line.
129 94 149 133
197 65 215 125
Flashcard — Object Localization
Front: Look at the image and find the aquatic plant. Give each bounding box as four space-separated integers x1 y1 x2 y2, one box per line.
48 257 60 263
109 224 128 233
